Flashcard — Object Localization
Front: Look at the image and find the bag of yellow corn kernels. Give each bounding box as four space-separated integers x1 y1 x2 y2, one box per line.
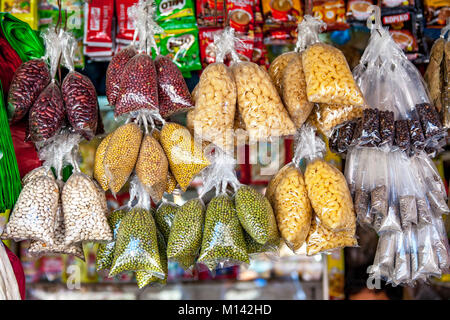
296 124 356 233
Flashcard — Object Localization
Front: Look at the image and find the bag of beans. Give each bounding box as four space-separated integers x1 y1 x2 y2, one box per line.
154 55 193 118
62 148 112 245
155 201 179 244
106 46 137 107
61 33 98 140
28 28 66 145
7 59 50 124
109 176 165 279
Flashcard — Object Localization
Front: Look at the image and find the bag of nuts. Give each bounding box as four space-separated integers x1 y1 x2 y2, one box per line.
61 33 99 141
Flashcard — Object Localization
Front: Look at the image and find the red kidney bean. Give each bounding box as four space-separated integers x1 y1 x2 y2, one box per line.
154 55 193 118
106 46 137 106
114 53 158 117
62 71 98 140
7 59 51 123
28 82 65 143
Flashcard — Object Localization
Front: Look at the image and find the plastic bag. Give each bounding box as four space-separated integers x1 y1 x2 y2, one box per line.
103 122 143 194
155 201 178 243
424 38 445 113
160 122 210 192
234 185 279 245
352 149 372 226
232 60 296 141
167 198 205 270
135 133 168 202
198 194 249 271
61 32 98 140
306 216 357 256
154 55 193 118
109 176 165 278
281 53 314 128
2 173 59 244
95 207 128 271
268 52 298 95
266 164 312 252
62 146 112 245
298 125 356 232
7 59 50 123
28 28 66 145
106 46 137 106
93 132 113 191
369 232 396 282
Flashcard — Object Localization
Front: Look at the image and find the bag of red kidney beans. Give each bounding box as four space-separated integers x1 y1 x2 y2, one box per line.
28 28 66 145
155 55 193 118
7 59 51 124
61 32 98 140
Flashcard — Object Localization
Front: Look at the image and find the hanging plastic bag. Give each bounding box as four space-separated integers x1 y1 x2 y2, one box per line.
299 124 356 232
135 127 169 203
109 176 164 278
7 59 50 123
95 207 128 272
192 28 238 150
93 132 113 191
28 28 65 145
155 201 178 243
268 51 298 96
167 198 205 270
160 122 210 191
61 32 98 140
106 46 137 106
155 55 193 118
62 141 112 245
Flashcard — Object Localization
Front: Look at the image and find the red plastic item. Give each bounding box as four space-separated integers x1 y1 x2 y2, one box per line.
4 245 26 300
115 0 139 44
0 33 22 95
83 0 114 47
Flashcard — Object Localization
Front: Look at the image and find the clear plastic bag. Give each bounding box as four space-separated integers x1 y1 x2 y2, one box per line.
368 232 396 282
234 185 279 246
94 132 113 191
106 46 137 106
266 164 312 251
155 201 178 243
109 176 164 278
232 61 296 141
268 52 298 95
198 194 249 271
7 59 50 124
310 104 364 137
160 122 210 192
298 125 356 232
424 38 445 114
352 149 372 226
95 207 128 271
154 55 193 118
369 151 389 227
391 230 411 286
135 133 168 203
306 216 357 256
166 198 205 270
61 33 98 140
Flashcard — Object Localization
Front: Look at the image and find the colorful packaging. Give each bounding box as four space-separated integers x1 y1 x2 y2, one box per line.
252 31 264 63
199 27 222 67
235 31 255 62
159 22 202 72
1 0 38 30
346 0 374 21
116 0 139 44
155 0 196 23
254 0 264 25
261 0 302 26
312 0 348 30
380 0 414 9
424 0 450 27
382 11 419 54
196 0 226 27
227 0 255 33
83 0 114 48
263 25 297 44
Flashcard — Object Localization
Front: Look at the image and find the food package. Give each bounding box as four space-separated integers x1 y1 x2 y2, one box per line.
167 198 205 270
83 0 114 48
109 177 164 279
155 201 178 243
268 52 298 95
106 46 137 106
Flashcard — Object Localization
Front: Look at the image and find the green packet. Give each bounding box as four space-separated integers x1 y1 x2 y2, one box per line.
158 21 201 73
155 0 196 23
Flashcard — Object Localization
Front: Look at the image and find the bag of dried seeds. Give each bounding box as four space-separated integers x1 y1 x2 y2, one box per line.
155 200 178 244
109 176 165 279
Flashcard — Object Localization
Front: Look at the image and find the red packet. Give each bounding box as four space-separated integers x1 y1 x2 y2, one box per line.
11 120 42 179
234 31 255 62
261 0 303 26
227 0 255 33
196 0 226 26
199 27 222 67
116 0 139 44
83 0 114 47
83 45 114 58
252 31 264 63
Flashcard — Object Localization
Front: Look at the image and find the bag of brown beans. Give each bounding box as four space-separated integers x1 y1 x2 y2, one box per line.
154 55 193 118
28 28 66 145
7 59 51 124
106 46 137 107
61 33 98 140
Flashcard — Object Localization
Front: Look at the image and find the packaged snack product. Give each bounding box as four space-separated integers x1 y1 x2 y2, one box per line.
261 0 303 26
